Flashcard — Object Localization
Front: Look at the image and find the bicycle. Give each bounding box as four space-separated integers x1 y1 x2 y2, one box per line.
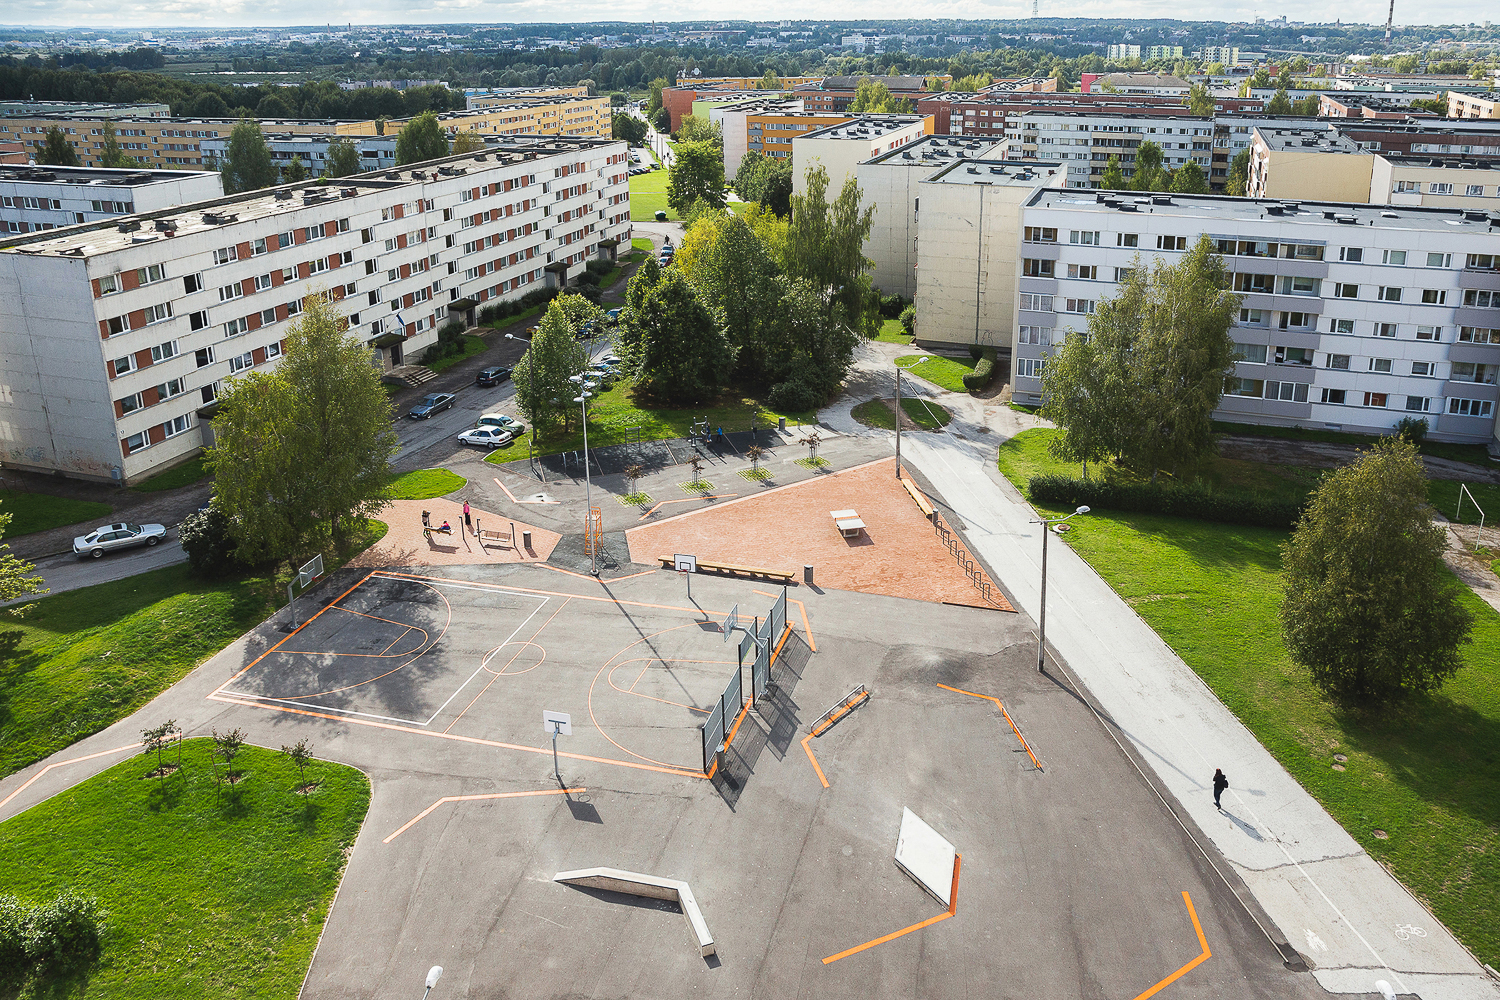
1394 924 1427 941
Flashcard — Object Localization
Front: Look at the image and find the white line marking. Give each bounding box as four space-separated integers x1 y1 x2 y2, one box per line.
424 595 550 725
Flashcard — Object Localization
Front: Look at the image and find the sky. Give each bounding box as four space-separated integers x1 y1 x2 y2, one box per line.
0 0 1477 29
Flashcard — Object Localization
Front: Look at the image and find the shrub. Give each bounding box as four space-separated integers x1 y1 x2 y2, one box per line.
1027 474 1304 528
575 269 601 287
178 505 239 578
1395 416 1428 443
967 343 983 360
0 896 25 977
575 284 603 304
878 293 909 319
768 375 823 413
585 259 613 277
961 347 997 392
899 303 916 336
23 890 104 973
476 287 560 325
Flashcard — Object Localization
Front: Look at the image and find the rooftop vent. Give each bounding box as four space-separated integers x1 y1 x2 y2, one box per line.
202 211 236 225
1323 210 1337 219
1381 211 1399 218
411 170 426 180
1336 215 1358 224
384 172 400 180
1151 195 1173 206
274 189 293 201
122 172 152 184
116 220 140 233
340 187 357 198
1266 205 1284 216
1118 203 1138 212
154 218 177 231
130 233 157 244
967 166 979 174
1463 210 1488 222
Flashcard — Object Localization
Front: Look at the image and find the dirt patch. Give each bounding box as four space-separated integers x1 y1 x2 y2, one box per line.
296 781 322 796
139 765 180 780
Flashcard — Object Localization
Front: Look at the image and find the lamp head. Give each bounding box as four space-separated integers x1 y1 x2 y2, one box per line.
1075 505 1090 515
426 966 443 989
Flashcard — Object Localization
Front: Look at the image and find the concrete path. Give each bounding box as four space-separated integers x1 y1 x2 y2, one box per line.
898 427 1500 1000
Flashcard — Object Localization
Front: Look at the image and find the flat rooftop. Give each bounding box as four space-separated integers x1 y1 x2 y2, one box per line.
1254 127 1364 153
863 135 1005 166
0 165 218 185
802 115 929 141
1 138 617 259
1014 109 1213 123
1027 187 1500 234
924 158 1059 187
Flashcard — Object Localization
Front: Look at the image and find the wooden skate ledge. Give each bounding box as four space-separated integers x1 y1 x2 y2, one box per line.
657 556 794 583
553 867 715 956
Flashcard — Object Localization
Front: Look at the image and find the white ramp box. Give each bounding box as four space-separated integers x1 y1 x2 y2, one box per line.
553 868 715 957
893 807 957 907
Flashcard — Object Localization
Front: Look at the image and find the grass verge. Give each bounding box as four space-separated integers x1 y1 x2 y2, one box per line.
0 738 369 998
898 354 977 393
873 318 913 344
129 453 211 493
851 397 951 431
388 468 466 500
629 169 675 222
422 335 488 375
1212 420 1499 469
0 490 112 538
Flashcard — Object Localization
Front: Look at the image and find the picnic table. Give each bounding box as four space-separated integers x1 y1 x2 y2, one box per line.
830 509 866 539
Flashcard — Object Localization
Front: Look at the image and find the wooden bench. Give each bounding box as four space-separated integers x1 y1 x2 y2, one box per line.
900 476 936 519
657 556 794 583
478 528 513 548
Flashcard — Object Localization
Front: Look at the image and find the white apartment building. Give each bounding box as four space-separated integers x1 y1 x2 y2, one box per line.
790 115 933 197
855 136 1004 298
1 165 223 236
1011 190 1500 448
1375 157 1500 210
0 137 630 483
200 133 402 177
1004 111 1214 190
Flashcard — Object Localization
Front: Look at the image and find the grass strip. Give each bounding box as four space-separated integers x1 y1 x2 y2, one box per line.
0 490 112 538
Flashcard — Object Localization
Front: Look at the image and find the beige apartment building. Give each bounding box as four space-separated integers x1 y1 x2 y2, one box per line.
1247 128 1376 201
1448 92 1499 120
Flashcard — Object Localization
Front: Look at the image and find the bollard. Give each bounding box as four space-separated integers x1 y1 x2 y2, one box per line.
716 743 728 774
803 564 814 586
778 416 786 432
522 530 532 549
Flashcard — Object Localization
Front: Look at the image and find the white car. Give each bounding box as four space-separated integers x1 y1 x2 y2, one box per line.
73 522 167 559
456 426 515 450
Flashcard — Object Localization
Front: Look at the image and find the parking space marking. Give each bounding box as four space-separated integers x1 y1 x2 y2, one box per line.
1129 892 1211 1000
382 787 586 844
822 855 962 965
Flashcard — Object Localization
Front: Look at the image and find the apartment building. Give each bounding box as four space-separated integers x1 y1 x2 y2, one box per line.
1374 157 1500 210
465 85 591 109
790 115 935 196
1010 191 1500 448
707 99 807 175
913 160 1060 350
0 100 169 121
200 133 401 176
1250 127 1500 206
379 99 611 142
673 75 823 91
1 165 223 236
1081 74 1191 97
1005 111 1214 190
1449 92 1499 120
793 76 933 115
0 137 630 483
856 136 1004 298
746 110 857 163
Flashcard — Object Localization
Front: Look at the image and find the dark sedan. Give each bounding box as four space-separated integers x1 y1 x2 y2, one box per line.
406 392 457 419
475 366 512 387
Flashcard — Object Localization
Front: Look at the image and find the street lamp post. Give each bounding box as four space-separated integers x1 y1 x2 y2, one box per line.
570 373 600 576
1031 506 1089 673
893 356 928 479
505 332 537 460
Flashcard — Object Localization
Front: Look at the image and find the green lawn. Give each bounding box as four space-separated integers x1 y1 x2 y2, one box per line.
485 381 816 465
483 303 547 332
1212 420 1500 469
898 354 977 393
130 453 211 493
874 318 914 344
631 237 654 253
387 468 466 500
0 738 369 997
0 490 112 538
1043 509 1500 968
851 397 951 431
629 170 675 221
423 335 488 374
1428 479 1500 527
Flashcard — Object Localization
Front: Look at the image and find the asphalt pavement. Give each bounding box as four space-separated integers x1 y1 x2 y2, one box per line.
2 538 187 606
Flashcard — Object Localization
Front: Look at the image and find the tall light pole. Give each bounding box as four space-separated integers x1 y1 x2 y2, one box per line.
505 331 537 458
1031 505 1089 673
893 356 928 479
570 372 600 576
422 965 443 999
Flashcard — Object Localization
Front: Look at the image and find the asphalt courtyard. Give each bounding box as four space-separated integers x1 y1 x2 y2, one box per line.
185 563 1332 999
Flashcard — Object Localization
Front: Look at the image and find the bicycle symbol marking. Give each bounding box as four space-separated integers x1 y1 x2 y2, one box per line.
1394 924 1427 941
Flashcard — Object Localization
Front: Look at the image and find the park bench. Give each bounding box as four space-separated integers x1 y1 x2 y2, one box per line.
477 527 512 548
657 556 794 584
900 477 935 520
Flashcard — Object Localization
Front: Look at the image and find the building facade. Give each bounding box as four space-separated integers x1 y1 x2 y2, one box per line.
0 137 630 483
1010 190 1500 448
1446 92 1499 120
790 115 934 196
1 165 224 236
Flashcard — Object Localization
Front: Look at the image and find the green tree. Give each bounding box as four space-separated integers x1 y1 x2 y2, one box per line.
1184 83 1215 117
757 68 781 90
1101 155 1127 190
1169 160 1209 194
1130 141 1167 192
281 738 314 788
38 127 80 167
1226 148 1251 197
513 299 590 436
611 112 648 146
666 140 725 215
0 503 46 613
222 118 277 194
99 121 143 170
1038 333 1124 480
281 155 307 183
1266 89 1294 116
450 130 486 154
1292 94 1321 116
394 111 449 166
646 77 670 113
690 214 783 387
761 164 794 217
619 268 735 405
786 163 877 333
733 149 773 201
1281 438 1473 709
652 107 671 133
207 295 397 566
677 114 722 148
325 137 361 178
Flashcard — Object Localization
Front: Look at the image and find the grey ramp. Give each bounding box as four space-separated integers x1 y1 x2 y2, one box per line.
554 867 714 958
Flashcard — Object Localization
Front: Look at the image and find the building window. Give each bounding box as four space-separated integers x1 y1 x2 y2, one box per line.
1368 357 1393 373
104 315 130 336
1264 380 1309 402
1324 353 1349 370
1279 275 1320 296
1063 298 1095 315
287 298 303 316
1375 323 1397 338
1339 247 1363 262
1329 319 1355 334
111 354 134 377
201 383 218 404
1421 289 1447 305
1016 358 1044 378
1067 264 1097 280
1412 361 1434 377
1382 250 1407 266
1156 235 1187 251
1275 346 1314 366
1278 312 1315 330
1463 289 1497 308
183 273 203 294
1429 183 1453 195
1233 343 1268 364
212 246 238 266
1017 326 1051 345
1377 286 1402 302
1022 259 1055 278
1447 398 1493 417
136 264 166 286
1320 388 1346 405
1416 325 1442 341
1333 283 1359 298
150 341 178 363
1459 326 1500 344
162 413 192 438
1427 253 1451 268
99 274 119 295
156 378 186 400
219 281 244 302
1226 377 1264 397
118 392 144 414
1023 226 1056 243
266 340 282 359
143 302 172 325
1117 233 1138 248
1239 308 1268 327
1069 230 1100 245
228 351 254 373
1466 254 1498 271
123 431 149 454
223 318 249 338
195 346 215 368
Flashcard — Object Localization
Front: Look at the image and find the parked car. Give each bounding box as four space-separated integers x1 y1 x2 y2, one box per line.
407 392 456 419
456 427 515 450
73 522 166 559
476 413 526 436
475 365 512 386
598 353 623 366
606 308 622 324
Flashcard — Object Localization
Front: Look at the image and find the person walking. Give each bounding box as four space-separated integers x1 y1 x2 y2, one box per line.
1213 768 1229 810
463 500 472 533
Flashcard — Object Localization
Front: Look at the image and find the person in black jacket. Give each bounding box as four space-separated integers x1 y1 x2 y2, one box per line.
1213 768 1229 809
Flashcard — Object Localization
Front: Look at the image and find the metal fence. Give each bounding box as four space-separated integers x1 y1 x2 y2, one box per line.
702 586 794 773
701 699 724 775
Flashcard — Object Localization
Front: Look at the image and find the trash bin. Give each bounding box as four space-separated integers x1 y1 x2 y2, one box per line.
522 530 532 549
654 210 667 222
804 564 814 586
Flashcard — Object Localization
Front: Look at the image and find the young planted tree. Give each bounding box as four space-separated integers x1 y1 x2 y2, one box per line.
39 127 80 167
1169 160 1210 195
1038 334 1124 480
324 137 362 178
624 463 646 500
688 453 708 489
222 118 277 194
0 503 47 613
139 720 177 786
394 111 449 165
746 445 766 474
211 727 247 796
1130 141 1167 192
800 429 823 463
280 739 315 790
207 295 398 567
1281 438 1474 708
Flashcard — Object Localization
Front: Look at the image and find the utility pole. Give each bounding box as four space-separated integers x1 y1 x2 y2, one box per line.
1384 0 1394 44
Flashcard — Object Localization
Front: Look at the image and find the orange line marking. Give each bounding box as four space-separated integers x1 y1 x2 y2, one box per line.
213 571 376 695
539 564 607 582
372 569 725 617
822 855 962 964
0 739 145 812
705 695 755 780
801 733 828 788
1129 892 1211 1000
604 568 659 583
639 493 740 519
936 683 1042 770
491 476 519 503
208 694 707 779
382 787 585 843
794 597 816 652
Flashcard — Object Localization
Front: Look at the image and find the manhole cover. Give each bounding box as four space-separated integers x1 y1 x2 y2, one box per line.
1332 763 1346 771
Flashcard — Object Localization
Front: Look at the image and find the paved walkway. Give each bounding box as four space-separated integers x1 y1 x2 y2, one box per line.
898 427 1500 1000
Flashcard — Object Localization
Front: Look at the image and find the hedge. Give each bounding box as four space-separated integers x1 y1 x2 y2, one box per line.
1027 474 1304 529
961 347 997 392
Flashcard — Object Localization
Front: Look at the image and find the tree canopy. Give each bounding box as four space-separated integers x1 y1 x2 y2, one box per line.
677 114 723 147
1280 438 1473 708
666 140 726 215
324 138 361 178
786 162 878 335
222 118 277 194
512 296 591 435
38 127 79 167
98 121 143 170
617 265 735 405
0 503 46 613
449 130 486 154
611 112 648 146
731 150 794 217
394 111 449 166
